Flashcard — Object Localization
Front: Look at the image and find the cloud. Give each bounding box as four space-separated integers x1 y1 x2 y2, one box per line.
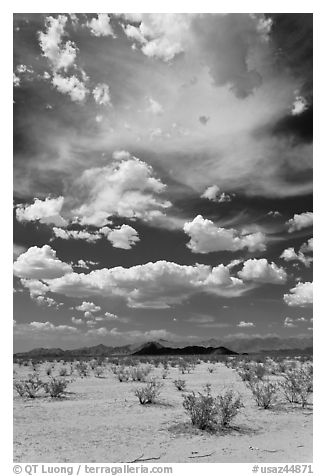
72 154 171 226
99 225 139 249
291 96 308 116
13 244 26 260
200 185 220 201
53 228 102 243
16 196 67 227
14 245 72 280
183 215 266 253
34 295 63 308
20 279 49 297
287 212 313 233
75 301 101 313
38 15 78 72
96 312 118 322
121 14 191 61
283 281 313 307
280 240 313 268
284 317 296 328
192 14 271 98
52 74 89 102
238 258 287 284
147 97 163 115
43 260 249 308
237 321 255 328
93 83 111 106
71 317 83 325
87 14 115 37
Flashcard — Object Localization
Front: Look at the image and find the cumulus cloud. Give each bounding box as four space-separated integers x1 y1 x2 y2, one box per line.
53 225 139 249
87 14 115 37
38 15 78 72
34 295 63 308
280 239 313 268
72 154 171 226
200 185 220 201
291 96 308 115
16 196 67 227
283 281 313 307
237 321 255 328
238 258 287 284
20 279 49 297
75 301 101 313
121 14 191 61
287 212 313 233
52 74 89 102
183 215 266 253
42 260 249 308
93 83 111 105
99 225 140 249
71 317 83 325
53 228 102 243
284 316 296 328
13 245 72 280
13 244 26 260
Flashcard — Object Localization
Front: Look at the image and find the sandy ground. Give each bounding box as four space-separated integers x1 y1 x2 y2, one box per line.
13 361 312 463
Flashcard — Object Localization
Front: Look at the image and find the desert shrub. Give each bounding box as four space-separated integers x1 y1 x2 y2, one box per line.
117 367 130 382
254 364 266 380
247 379 278 408
75 361 89 378
94 366 105 378
207 366 215 374
59 366 68 377
215 390 244 427
89 359 98 370
280 367 312 407
134 379 163 404
179 360 191 374
43 377 68 398
45 366 52 376
237 367 254 382
130 365 151 382
183 385 243 430
174 379 186 391
161 370 168 379
14 373 44 398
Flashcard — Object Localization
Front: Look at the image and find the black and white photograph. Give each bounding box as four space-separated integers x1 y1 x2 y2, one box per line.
12 10 313 466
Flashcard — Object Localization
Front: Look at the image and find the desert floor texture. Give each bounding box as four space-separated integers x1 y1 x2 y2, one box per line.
13 361 312 463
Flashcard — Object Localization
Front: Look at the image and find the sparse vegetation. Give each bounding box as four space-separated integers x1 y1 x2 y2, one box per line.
14 373 44 399
43 377 69 398
247 379 279 409
173 379 186 391
182 384 243 430
134 379 163 404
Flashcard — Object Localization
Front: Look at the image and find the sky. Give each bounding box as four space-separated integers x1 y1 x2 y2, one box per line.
13 13 313 352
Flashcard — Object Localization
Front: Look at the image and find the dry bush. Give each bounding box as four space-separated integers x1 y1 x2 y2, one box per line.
134 379 163 404
43 377 68 398
45 366 52 376
161 369 168 379
14 373 44 399
75 361 89 378
207 366 215 374
59 366 69 377
173 379 186 391
94 366 105 378
182 385 243 430
280 367 312 408
117 367 130 382
247 379 278 408
130 365 151 382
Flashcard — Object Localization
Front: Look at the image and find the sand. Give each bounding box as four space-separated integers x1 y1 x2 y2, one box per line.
13 361 312 463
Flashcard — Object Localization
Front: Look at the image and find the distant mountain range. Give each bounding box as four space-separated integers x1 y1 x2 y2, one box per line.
13 337 313 360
